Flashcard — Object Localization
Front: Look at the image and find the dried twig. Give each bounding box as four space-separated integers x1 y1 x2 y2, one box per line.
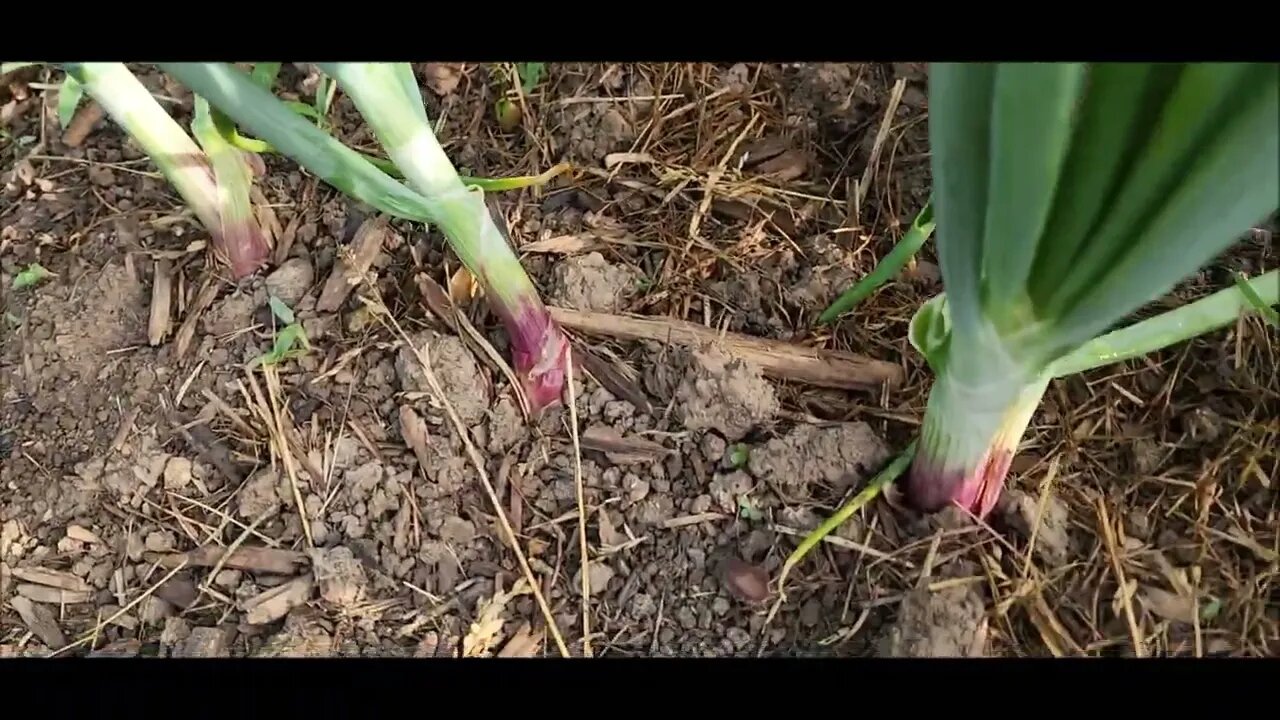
548 306 904 390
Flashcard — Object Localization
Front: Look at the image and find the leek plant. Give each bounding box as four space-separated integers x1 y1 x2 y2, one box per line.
61 63 270 278
157 62 571 411
903 62 1278 519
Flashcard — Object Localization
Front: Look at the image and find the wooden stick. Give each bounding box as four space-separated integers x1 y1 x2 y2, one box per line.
547 306 904 391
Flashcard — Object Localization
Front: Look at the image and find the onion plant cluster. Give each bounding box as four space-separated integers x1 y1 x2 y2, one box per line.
57 62 571 412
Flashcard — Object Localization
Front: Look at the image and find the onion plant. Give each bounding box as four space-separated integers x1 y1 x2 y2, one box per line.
903 62 1278 519
156 62 570 411
61 63 270 278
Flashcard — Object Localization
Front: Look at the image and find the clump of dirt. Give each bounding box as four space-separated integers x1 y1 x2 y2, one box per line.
310 545 368 607
708 470 754 514
395 330 490 427
73 431 171 509
253 612 334 657
879 584 987 657
748 422 891 493
203 287 264 337
486 395 527 453
785 238 862 312
265 257 315 306
549 70 650 164
674 344 779 441
783 63 877 136
549 252 641 313
236 468 288 521
1 255 162 483
999 488 1075 568
707 269 792 338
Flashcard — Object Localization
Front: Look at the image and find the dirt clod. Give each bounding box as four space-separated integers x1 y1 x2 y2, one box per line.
255 612 333 657
550 252 641 313
237 469 283 520
396 331 489 426
880 585 987 657
310 546 367 608
265 258 315 307
748 422 890 493
675 345 779 441
721 557 770 604
163 456 193 490
174 626 232 658
1001 488 1074 568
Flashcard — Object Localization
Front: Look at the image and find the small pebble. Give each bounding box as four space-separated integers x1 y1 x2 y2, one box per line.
144 531 175 553
721 556 770 604
700 433 727 463
163 457 193 490
799 598 822 627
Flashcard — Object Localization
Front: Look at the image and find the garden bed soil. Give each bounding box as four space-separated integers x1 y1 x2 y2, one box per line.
1 62 1275 658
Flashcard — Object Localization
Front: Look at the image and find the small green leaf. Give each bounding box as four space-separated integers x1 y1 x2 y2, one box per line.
314 75 335 118
517 62 546 93
818 200 935 324
737 496 763 522
252 322 310 367
908 293 952 370
12 263 52 290
268 296 295 324
459 162 572 192
57 75 84 129
250 62 282 90
284 101 324 121
729 443 750 469
1200 597 1223 623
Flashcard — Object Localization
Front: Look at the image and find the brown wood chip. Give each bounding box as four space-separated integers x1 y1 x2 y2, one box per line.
148 258 174 346
174 627 232 658
548 306 904 391
16 584 92 605
174 278 222 360
399 405 434 476
150 545 308 575
1139 586 1197 625
518 234 600 255
9 596 67 648
242 574 314 625
317 216 388 312
414 272 461 335
11 567 92 593
581 425 671 464
570 346 652 415
61 100 105 148
66 525 104 545
497 621 544 657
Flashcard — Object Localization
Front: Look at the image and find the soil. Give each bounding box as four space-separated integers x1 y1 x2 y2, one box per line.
1 62 1276 658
